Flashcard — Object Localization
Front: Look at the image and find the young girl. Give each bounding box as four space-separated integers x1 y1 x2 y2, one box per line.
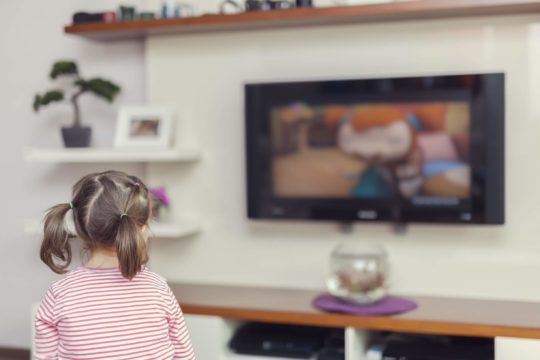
35 170 195 359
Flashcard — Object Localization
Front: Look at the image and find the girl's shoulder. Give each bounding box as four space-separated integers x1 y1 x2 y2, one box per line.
48 267 91 293
135 267 170 288
47 266 169 296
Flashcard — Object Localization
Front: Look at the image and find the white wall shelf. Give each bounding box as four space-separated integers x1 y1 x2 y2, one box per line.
23 147 200 163
25 220 201 239
149 222 202 239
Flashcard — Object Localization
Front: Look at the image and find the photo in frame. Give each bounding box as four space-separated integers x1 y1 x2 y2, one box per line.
114 106 175 148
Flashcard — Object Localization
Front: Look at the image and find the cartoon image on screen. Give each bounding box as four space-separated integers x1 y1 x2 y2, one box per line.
271 102 471 204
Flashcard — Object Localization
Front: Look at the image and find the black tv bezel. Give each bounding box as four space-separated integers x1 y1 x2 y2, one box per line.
245 73 505 225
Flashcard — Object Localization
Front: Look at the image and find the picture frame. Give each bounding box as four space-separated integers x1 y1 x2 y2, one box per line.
114 106 175 149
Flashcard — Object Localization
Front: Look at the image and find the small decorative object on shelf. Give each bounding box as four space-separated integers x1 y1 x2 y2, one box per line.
73 6 159 24
326 242 389 304
103 11 117 22
332 0 395 5
114 106 175 149
149 186 170 221
33 61 121 148
161 1 195 18
138 12 156 20
72 11 116 24
121 6 158 20
119 6 137 20
176 3 195 17
245 0 295 11
220 0 243 14
270 0 294 9
295 0 313 7
245 0 272 11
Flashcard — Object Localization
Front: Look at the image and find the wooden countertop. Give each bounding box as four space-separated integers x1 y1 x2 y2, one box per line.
170 282 540 339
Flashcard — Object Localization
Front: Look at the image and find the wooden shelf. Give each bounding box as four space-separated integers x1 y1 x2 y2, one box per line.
25 220 201 239
23 147 200 163
64 0 540 40
172 282 540 340
150 222 201 238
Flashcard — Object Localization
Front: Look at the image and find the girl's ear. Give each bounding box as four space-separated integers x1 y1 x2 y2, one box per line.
142 225 150 243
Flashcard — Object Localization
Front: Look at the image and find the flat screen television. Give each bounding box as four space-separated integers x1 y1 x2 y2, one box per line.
245 73 504 224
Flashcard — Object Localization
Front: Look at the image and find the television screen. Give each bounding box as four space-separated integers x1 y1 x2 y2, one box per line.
246 74 504 224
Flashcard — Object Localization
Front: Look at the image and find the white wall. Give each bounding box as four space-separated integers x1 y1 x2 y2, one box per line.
3 1 540 350
146 15 540 301
0 0 146 348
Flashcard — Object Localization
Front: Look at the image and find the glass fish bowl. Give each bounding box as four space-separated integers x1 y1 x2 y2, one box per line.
326 242 389 304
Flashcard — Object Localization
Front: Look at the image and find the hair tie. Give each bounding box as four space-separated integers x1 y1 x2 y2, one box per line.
134 183 140 187
120 213 128 220
69 202 74 209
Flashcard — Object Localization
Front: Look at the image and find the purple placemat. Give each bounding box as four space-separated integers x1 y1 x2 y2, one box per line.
312 293 417 316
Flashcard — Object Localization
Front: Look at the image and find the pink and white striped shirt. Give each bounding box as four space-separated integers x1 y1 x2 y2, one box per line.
35 266 195 360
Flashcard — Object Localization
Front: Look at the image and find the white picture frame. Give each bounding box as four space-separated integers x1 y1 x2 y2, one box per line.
114 106 175 149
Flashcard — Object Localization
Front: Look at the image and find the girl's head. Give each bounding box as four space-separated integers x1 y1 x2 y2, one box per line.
40 170 152 279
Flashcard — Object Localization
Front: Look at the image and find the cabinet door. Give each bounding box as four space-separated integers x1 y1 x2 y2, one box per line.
496 337 540 360
185 314 229 359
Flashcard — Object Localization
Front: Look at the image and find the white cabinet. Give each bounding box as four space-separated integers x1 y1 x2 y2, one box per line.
184 314 540 360
495 337 540 360
184 315 228 360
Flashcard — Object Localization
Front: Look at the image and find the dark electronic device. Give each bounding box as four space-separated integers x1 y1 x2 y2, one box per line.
245 73 505 225
229 322 333 358
382 337 494 360
318 331 345 360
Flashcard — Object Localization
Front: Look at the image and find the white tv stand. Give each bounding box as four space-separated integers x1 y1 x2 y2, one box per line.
173 282 540 360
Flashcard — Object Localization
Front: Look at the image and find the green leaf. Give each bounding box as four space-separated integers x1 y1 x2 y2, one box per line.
76 78 121 103
33 95 41 112
33 90 64 112
50 61 79 79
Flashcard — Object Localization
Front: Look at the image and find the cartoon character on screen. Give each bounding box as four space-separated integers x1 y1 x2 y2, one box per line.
325 105 424 199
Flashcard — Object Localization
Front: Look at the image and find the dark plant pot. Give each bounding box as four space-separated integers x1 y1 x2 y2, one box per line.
61 126 92 148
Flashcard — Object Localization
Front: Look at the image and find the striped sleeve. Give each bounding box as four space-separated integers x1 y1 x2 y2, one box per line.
165 285 195 360
34 286 59 359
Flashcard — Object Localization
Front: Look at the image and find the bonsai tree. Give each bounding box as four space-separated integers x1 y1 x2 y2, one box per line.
33 60 121 147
